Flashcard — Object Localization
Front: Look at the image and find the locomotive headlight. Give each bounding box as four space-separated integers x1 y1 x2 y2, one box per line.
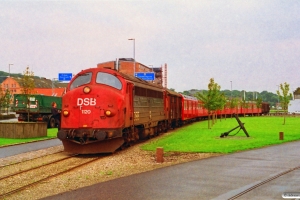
63 110 70 116
105 110 112 116
83 86 91 94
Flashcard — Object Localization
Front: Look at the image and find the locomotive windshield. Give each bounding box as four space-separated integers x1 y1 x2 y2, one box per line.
96 72 122 90
70 72 92 90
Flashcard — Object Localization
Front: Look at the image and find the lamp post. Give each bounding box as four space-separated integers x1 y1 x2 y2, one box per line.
128 38 135 76
149 65 153 72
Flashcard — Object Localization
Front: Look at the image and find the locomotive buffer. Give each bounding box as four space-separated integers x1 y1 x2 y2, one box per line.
220 114 249 138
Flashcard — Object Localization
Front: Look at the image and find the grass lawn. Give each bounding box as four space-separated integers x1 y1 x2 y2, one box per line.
141 116 300 153
0 128 58 146
1 117 300 153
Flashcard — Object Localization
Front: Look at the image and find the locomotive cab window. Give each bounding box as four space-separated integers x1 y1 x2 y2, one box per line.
70 72 92 90
96 72 122 90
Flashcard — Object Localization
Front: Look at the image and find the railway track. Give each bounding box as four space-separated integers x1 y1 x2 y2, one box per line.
0 154 104 199
0 151 64 168
228 165 300 199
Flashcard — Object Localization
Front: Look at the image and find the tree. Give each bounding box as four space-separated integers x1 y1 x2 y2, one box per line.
216 93 227 121
0 85 11 114
276 82 292 125
229 98 239 118
240 98 249 117
0 84 5 112
195 78 222 129
255 98 263 116
20 66 36 121
182 90 191 96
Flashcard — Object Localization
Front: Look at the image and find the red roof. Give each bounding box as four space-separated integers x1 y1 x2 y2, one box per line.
34 88 65 97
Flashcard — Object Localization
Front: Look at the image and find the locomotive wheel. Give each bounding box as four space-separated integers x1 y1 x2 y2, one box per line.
122 127 139 143
49 118 56 128
122 128 131 143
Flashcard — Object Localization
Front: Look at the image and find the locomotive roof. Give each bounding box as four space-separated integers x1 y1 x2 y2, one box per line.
79 67 165 90
76 67 184 92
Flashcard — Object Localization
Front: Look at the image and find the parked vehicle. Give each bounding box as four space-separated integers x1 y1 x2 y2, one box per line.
13 94 62 128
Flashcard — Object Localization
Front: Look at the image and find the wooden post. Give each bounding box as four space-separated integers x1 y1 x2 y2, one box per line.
156 147 164 163
279 132 284 140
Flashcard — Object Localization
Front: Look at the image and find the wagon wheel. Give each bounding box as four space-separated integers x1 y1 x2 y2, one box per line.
163 122 168 133
133 127 139 141
153 127 158 136
157 123 163 135
49 118 56 128
42 115 49 122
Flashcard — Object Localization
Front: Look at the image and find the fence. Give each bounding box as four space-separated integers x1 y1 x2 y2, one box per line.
0 122 47 138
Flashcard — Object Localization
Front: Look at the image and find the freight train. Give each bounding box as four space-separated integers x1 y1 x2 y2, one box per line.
57 67 269 154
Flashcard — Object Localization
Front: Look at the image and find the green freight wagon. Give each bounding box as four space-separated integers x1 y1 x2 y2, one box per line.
13 94 62 128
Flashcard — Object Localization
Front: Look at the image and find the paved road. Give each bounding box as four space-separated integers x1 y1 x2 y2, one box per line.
0 115 62 158
43 141 300 200
0 139 62 158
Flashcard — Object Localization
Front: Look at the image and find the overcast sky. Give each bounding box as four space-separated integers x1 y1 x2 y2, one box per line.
1 1 300 93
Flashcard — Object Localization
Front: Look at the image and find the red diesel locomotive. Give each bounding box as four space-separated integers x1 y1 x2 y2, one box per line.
57 67 269 154
58 67 172 153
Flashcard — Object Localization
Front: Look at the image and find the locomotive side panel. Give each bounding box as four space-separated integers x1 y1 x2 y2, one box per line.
123 82 134 129
133 84 165 138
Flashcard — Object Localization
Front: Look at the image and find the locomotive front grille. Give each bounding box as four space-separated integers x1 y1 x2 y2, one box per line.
57 128 123 144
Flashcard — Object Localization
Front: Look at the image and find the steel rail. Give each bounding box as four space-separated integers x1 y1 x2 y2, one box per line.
228 165 300 199
0 151 64 168
0 156 102 199
0 154 77 181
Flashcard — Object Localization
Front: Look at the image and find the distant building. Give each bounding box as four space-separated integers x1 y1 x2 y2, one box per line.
288 99 300 114
293 87 300 99
97 58 167 87
0 76 68 104
0 76 19 97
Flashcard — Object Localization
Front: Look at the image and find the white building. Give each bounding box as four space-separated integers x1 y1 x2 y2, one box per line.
288 99 300 114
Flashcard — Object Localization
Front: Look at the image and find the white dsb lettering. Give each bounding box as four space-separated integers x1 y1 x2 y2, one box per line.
77 98 96 114
77 98 96 106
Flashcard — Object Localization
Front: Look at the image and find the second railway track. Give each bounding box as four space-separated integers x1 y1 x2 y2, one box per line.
0 153 104 199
